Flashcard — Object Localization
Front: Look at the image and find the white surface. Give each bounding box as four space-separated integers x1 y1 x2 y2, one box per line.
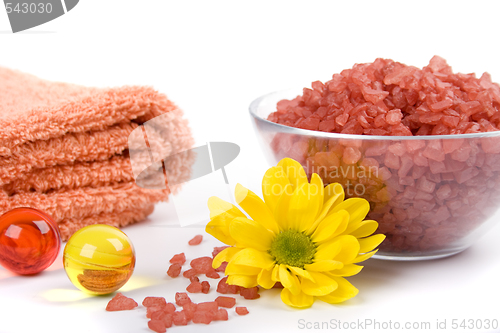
1 1 500 332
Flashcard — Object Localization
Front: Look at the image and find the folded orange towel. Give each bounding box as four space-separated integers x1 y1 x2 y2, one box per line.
0 67 193 240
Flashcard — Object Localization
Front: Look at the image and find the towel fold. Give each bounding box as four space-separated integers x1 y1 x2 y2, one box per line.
0 67 193 240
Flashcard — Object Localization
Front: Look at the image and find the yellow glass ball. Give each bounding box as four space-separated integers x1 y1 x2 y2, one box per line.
63 225 136 295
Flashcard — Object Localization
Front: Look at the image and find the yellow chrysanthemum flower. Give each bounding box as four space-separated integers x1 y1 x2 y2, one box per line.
206 158 385 308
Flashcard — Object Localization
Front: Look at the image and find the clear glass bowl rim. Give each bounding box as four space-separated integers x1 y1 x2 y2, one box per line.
249 89 500 141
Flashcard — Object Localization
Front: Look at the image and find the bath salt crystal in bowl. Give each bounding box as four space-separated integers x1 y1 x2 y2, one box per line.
250 56 500 260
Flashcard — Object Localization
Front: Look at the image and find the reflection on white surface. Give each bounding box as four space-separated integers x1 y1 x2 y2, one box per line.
5 224 22 239
40 288 92 302
119 275 160 292
33 220 50 234
106 238 123 252
79 244 97 259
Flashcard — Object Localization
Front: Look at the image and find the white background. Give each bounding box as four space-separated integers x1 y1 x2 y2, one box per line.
1 1 500 332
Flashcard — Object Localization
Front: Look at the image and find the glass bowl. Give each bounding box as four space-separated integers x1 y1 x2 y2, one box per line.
250 89 500 260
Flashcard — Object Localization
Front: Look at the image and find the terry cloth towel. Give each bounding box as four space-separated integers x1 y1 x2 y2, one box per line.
0 67 194 240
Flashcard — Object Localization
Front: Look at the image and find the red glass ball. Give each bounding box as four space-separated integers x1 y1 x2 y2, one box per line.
0 207 61 275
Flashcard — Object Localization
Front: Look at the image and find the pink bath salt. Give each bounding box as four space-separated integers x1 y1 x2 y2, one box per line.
190 256 214 274
148 319 166 333
205 270 220 279
147 306 169 319
388 143 406 156
106 293 138 311
384 152 400 169
422 140 445 162
235 307 249 316
189 235 203 245
240 287 260 300
186 281 203 293
215 296 236 308
197 301 218 312
172 311 189 326
143 297 167 308
377 167 392 181
342 147 362 164
428 159 447 174
190 276 200 283
182 302 198 319
182 269 198 279
192 311 214 325
201 281 211 294
175 292 192 306
386 109 403 125
214 308 229 321
167 263 182 278
169 253 186 265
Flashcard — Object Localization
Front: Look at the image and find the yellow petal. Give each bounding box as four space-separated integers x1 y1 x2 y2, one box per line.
352 249 378 263
331 198 370 232
287 183 322 232
229 248 275 269
350 220 379 238
273 183 294 230
208 196 246 219
358 234 386 253
311 210 349 243
280 288 314 308
328 264 363 277
205 218 235 245
279 264 301 295
229 217 274 252
310 173 324 212
317 276 358 304
225 262 262 276
277 158 308 191
257 267 276 289
235 184 280 234
262 166 292 213
227 274 258 288
301 271 338 296
324 183 345 206
331 235 360 263
304 260 344 272
206 196 247 246
213 247 241 268
288 266 315 282
269 265 279 283
307 183 345 234
314 240 342 261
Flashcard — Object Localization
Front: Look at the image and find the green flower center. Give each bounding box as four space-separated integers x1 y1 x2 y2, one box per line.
269 229 316 268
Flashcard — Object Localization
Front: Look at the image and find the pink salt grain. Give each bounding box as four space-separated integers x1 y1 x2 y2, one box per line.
106 293 138 311
240 287 260 300
215 296 236 308
143 297 167 308
190 256 214 274
167 263 182 278
169 253 186 265
235 307 249 315
188 235 203 245
172 311 189 326
201 281 211 294
192 311 214 325
148 319 166 333
175 292 192 306
186 281 203 293
214 308 229 321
